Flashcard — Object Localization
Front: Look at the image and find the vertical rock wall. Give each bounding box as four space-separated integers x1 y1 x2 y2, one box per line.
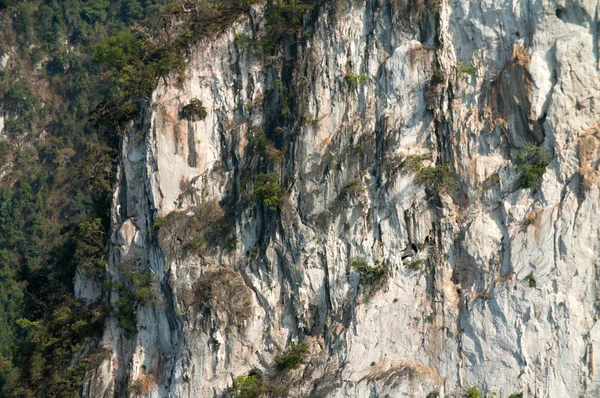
83 0 600 396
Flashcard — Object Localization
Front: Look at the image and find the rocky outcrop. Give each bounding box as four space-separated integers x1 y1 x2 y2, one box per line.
82 0 600 396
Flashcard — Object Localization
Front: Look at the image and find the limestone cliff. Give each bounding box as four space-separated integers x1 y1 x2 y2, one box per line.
81 0 600 396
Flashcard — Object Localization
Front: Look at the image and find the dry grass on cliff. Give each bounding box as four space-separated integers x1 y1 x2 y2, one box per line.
191 268 254 324
577 122 600 190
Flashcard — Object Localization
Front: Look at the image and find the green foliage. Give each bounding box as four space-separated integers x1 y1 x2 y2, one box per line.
516 145 549 189
81 0 109 23
407 258 425 270
0 142 10 165
415 163 458 193
113 269 157 338
230 375 265 398
94 31 186 131
370 361 376 366
93 31 142 68
153 217 168 230
234 33 251 51
253 173 285 211
487 171 500 185
0 250 22 359
3 82 36 113
350 258 387 293
274 343 309 372
78 143 117 213
427 392 440 398
180 98 208 120
346 72 368 88
342 179 363 196
73 218 106 279
508 393 523 398
525 272 536 288
2 82 37 134
0 0 179 395
401 154 430 172
457 61 478 76
275 79 292 119
248 128 282 164
14 5 34 43
263 0 312 50
248 128 271 149
466 387 483 398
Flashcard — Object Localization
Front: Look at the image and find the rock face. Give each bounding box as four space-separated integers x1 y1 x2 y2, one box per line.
82 0 600 396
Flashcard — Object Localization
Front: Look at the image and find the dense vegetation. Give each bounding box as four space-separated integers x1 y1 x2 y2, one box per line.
0 0 186 395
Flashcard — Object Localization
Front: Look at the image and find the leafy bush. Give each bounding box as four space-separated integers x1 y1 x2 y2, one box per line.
466 387 482 398
230 375 265 398
73 218 106 279
342 179 363 196
248 128 270 149
263 0 312 49
350 258 387 293
487 171 500 185
234 33 251 51
253 173 285 211
3 82 36 113
248 128 282 164
516 145 549 189
457 61 478 76
0 141 10 164
346 72 368 88
525 272 536 288
180 98 208 120
113 269 158 338
415 163 458 193
274 343 309 372
508 393 523 398
153 217 168 230
400 154 430 172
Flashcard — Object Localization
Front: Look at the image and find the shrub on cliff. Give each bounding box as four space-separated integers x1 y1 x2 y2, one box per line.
346 72 368 88
253 173 285 211
350 258 388 296
230 375 265 398
180 98 207 120
414 163 458 193
274 343 309 372
516 145 549 189
465 387 482 398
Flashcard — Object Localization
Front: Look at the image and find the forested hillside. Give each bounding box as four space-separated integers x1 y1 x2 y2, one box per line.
0 1 176 395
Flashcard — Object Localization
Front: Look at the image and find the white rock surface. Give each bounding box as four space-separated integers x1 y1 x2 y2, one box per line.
82 0 600 396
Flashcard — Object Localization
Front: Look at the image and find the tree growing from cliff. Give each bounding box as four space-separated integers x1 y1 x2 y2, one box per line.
273 343 309 372
516 145 549 189
253 173 286 211
180 98 208 120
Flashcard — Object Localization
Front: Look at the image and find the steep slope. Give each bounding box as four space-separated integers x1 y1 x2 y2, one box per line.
84 0 600 396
